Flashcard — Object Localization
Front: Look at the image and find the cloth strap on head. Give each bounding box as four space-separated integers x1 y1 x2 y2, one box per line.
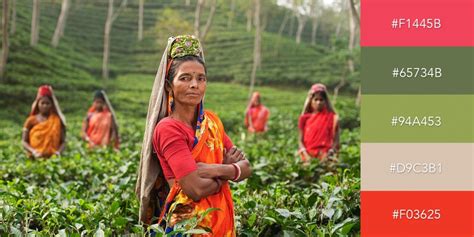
37 85 52 98
310 83 327 94
301 83 335 114
135 35 205 224
31 85 67 127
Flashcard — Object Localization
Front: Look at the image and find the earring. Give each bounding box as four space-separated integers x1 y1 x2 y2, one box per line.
167 93 175 114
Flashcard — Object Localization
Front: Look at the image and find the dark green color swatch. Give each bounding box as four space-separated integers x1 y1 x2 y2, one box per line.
361 95 474 142
362 47 474 94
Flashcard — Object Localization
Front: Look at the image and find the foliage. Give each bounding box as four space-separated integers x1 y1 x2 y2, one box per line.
1 83 360 236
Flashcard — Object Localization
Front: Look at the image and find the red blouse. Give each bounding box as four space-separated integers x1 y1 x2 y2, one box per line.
152 117 233 180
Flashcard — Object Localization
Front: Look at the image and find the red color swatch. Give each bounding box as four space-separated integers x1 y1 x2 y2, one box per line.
361 191 474 237
361 0 474 46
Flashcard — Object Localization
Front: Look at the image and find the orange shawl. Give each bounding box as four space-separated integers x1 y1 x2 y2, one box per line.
245 105 270 132
159 111 235 236
28 113 62 157
85 109 113 148
83 90 119 149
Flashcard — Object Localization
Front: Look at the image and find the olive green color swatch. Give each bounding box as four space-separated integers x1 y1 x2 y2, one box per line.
362 47 474 94
361 95 474 142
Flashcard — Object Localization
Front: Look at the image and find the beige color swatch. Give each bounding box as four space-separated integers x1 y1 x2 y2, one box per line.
362 143 474 191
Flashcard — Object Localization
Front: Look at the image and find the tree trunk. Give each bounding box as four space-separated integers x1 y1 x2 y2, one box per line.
288 14 295 37
261 8 268 32
347 2 356 72
310 17 318 45
101 0 127 79
102 0 113 79
348 2 356 52
348 0 360 27
51 0 70 47
277 10 289 36
355 85 361 106
348 0 360 105
333 76 346 102
249 0 260 96
274 10 289 57
200 0 216 42
0 0 9 78
30 0 40 46
138 0 143 41
10 0 15 34
246 6 252 32
295 14 306 44
186 0 191 6
227 0 235 28
334 20 341 39
194 0 204 37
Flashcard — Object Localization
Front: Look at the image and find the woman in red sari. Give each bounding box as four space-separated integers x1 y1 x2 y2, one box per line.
22 85 66 159
81 90 120 149
136 35 251 236
298 83 339 162
245 91 270 133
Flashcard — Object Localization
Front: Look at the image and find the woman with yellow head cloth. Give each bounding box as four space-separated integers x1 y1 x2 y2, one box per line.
22 85 66 159
136 35 252 236
81 90 120 149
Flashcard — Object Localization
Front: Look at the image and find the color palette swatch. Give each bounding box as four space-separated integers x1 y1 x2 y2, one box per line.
361 0 473 236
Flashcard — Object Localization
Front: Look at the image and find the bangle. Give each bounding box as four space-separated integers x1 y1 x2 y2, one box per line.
231 163 241 182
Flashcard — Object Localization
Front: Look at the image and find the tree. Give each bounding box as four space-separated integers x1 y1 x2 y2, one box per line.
309 0 322 45
193 0 216 43
227 0 235 28
294 0 308 44
249 0 261 96
1 0 9 78
138 0 144 41
349 0 360 26
333 0 360 104
30 0 40 46
200 0 216 42
193 0 203 37
277 9 289 36
51 0 71 47
246 0 252 32
10 0 15 35
102 0 127 79
348 0 361 106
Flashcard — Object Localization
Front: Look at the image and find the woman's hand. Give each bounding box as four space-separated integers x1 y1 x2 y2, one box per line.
32 149 42 158
223 146 245 164
196 162 220 179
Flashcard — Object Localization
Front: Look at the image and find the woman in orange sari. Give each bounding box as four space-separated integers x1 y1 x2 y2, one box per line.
81 90 120 149
22 85 66 159
244 91 270 133
136 35 251 236
298 83 339 162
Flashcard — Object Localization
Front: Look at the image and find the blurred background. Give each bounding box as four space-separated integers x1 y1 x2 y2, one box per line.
0 0 360 122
